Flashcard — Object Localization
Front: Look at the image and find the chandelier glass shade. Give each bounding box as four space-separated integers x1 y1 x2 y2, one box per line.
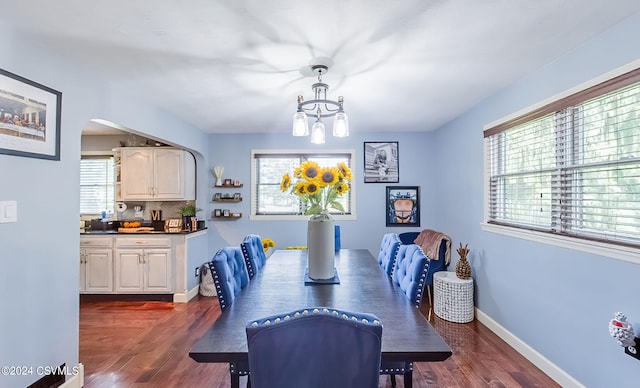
292 65 349 144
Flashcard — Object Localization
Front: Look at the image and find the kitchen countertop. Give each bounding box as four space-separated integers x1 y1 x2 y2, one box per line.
81 228 207 235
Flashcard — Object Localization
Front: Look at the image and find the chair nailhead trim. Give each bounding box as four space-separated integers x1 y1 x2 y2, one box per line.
249 307 383 329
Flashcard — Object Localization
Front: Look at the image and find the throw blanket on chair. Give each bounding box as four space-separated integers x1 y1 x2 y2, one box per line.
413 229 452 265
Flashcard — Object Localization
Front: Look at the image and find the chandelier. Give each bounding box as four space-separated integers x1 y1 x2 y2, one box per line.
292 64 349 144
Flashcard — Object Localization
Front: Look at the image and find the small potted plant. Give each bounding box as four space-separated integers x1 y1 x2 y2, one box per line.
179 202 201 231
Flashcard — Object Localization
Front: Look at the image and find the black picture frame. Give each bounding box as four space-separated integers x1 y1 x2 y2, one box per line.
364 141 398 183
386 186 420 227
213 193 221 201
233 193 241 200
0 69 61 160
214 209 222 217
223 209 230 217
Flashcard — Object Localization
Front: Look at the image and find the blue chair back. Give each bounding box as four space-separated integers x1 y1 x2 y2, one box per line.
209 246 249 312
398 231 420 245
392 244 429 307
400 232 449 286
377 233 401 276
246 307 383 388
241 234 267 279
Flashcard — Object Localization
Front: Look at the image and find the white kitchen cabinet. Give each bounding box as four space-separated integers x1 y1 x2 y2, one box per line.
80 237 113 293
114 236 173 293
120 147 195 201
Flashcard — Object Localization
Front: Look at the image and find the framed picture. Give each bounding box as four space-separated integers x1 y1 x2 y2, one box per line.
223 178 233 186
364 141 398 183
223 209 230 217
214 209 222 217
213 193 221 201
233 192 241 200
386 186 420 227
0 69 62 160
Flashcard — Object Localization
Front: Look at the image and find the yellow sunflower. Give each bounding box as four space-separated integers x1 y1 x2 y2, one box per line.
320 167 339 187
294 181 306 196
297 161 321 181
304 181 320 195
280 173 291 192
337 162 352 181
335 181 350 194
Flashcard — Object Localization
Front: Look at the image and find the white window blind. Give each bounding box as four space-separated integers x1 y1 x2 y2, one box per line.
485 68 640 247
80 156 115 215
252 151 353 217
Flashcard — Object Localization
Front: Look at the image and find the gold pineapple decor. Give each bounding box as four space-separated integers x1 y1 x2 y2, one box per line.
455 243 472 280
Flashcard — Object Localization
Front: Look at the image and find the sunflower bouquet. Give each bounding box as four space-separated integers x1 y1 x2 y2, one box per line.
262 237 276 251
280 160 352 215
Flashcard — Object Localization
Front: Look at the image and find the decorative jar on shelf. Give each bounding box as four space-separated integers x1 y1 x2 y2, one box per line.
212 166 224 187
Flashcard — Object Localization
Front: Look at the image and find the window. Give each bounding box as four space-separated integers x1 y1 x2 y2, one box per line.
80 155 115 215
485 68 640 248
251 150 356 220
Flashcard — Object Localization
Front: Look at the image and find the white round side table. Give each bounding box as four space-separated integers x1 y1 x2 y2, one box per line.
433 271 474 323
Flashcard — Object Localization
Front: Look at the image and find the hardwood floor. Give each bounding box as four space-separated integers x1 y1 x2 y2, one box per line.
79 296 559 387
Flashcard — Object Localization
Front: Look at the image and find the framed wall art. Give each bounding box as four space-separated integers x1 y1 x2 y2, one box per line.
364 141 398 183
0 69 61 160
386 186 420 227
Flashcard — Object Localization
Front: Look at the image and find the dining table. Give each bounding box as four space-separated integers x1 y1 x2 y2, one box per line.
189 248 452 386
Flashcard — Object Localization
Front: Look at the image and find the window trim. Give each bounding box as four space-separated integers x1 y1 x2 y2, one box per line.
483 59 640 264
481 222 640 265
250 149 357 221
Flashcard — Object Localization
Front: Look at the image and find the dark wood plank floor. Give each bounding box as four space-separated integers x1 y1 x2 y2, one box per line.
79 296 560 387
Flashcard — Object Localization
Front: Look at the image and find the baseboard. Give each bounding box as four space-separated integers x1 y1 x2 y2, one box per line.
59 363 84 388
475 309 585 388
173 285 200 303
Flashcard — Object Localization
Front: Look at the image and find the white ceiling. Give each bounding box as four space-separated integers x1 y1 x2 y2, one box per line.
3 1 640 135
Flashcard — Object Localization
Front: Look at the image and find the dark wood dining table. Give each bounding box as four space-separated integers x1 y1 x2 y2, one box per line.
189 249 452 384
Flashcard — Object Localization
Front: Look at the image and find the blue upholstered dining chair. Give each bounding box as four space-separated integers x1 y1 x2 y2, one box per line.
209 246 250 312
392 244 430 307
377 233 401 276
381 243 431 387
245 307 383 388
399 231 449 306
240 234 267 279
208 246 251 388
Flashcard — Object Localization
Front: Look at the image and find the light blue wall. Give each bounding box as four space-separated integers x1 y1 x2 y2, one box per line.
0 23 209 387
208 131 437 256
186 232 209 290
432 12 640 388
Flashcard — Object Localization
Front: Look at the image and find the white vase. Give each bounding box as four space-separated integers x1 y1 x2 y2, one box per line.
307 212 335 280
215 178 222 186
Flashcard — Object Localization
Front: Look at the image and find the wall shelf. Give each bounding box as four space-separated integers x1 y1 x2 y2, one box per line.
211 179 243 220
214 184 243 188
211 214 242 220
212 198 242 203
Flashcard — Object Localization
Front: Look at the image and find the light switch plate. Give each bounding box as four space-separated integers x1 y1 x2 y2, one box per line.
0 201 17 223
